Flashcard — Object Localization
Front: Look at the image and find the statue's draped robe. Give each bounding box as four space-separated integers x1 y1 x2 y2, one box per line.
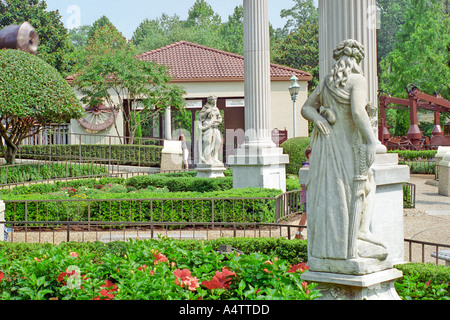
307 76 359 260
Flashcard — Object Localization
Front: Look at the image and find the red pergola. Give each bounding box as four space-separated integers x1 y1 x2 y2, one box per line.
379 86 450 149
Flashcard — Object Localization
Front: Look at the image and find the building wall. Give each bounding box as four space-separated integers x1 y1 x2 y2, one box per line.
69 79 310 146
179 79 310 139
70 89 124 145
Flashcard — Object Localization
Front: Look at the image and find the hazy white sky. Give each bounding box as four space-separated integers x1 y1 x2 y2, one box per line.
44 0 302 39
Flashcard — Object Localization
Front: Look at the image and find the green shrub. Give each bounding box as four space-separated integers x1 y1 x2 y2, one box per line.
0 177 125 197
18 144 162 167
3 188 283 225
0 163 108 185
124 174 234 192
388 150 437 161
0 238 317 300
281 137 311 175
394 263 450 300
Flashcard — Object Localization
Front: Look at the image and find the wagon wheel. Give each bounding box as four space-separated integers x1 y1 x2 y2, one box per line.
78 105 119 133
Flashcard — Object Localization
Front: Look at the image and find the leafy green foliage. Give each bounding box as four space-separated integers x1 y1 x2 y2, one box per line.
379 0 450 100
0 163 108 185
395 263 450 300
0 49 83 164
0 0 77 76
272 20 319 93
73 23 186 143
19 144 163 167
0 238 317 300
281 137 311 175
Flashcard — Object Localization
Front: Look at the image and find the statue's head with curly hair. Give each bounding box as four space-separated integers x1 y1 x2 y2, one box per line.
328 39 365 88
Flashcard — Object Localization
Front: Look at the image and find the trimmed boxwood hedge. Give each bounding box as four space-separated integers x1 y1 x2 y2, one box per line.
125 174 234 192
0 237 308 265
4 188 283 225
18 144 162 167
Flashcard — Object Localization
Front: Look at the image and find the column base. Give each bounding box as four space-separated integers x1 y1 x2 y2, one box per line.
196 164 227 178
228 144 289 192
301 268 403 300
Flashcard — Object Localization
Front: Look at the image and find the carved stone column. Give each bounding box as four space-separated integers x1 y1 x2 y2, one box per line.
242 0 273 146
228 0 289 191
319 0 379 106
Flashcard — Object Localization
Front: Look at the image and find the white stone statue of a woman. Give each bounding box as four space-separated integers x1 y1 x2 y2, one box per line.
301 39 389 274
198 95 223 166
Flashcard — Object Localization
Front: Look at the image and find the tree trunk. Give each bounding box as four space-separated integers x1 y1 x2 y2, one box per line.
5 144 17 165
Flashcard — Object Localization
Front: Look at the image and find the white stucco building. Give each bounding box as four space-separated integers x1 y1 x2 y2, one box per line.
67 41 312 164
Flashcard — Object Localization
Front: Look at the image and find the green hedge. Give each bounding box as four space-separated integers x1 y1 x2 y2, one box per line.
4 188 282 225
0 163 109 185
388 150 437 174
388 150 437 161
0 237 308 265
18 144 162 166
394 263 450 300
281 137 311 175
125 174 234 192
0 177 126 197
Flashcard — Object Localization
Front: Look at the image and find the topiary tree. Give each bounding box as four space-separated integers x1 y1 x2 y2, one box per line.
281 137 311 175
0 49 84 164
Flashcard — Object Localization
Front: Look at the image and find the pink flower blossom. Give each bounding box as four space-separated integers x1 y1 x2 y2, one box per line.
174 269 200 291
287 262 309 273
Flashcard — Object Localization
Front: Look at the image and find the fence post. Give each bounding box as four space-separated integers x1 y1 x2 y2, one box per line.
0 201 5 242
275 195 281 222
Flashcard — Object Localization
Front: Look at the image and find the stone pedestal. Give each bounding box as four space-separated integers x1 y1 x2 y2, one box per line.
438 152 450 196
229 0 289 191
302 268 403 300
196 164 226 178
160 140 183 172
371 152 410 265
436 147 450 180
229 145 289 192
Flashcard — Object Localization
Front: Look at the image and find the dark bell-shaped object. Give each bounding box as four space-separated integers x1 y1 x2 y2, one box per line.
0 22 39 55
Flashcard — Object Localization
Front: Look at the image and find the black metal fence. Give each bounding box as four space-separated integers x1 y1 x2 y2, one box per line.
404 238 450 266
0 189 305 243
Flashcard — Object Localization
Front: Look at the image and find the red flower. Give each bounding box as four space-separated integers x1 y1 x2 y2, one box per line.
57 269 77 285
202 267 236 290
137 264 147 271
101 280 118 292
173 269 199 292
287 263 309 273
0 271 4 282
70 252 79 258
153 250 168 265
94 280 118 300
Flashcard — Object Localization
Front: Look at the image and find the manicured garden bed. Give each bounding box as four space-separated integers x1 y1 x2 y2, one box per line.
0 238 317 300
0 239 448 300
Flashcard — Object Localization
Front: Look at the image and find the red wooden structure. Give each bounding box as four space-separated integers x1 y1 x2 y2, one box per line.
379 86 450 150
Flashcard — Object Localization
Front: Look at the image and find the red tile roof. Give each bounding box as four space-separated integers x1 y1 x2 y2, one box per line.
136 41 312 82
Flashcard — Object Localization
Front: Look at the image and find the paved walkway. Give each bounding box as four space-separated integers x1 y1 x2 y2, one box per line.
404 174 450 245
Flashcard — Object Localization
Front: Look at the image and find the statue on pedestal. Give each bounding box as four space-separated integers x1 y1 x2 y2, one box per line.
198 95 223 166
301 39 388 274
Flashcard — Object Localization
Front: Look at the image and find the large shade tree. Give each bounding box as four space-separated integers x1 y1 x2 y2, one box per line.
0 49 84 164
0 0 76 77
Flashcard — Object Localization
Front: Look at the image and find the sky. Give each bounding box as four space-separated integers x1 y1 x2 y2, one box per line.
44 0 301 40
